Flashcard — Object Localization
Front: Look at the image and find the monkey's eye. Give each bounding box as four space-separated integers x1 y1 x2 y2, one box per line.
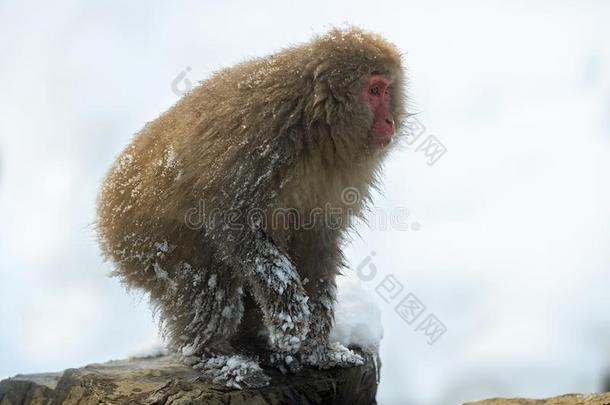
369 85 381 96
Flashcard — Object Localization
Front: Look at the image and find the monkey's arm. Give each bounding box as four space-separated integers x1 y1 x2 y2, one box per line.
242 232 310 370
202 114 310 368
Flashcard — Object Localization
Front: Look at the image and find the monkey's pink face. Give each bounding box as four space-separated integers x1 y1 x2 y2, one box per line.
364 74 395 148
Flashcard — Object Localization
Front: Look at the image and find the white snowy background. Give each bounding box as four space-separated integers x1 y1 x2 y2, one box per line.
1 1 609 404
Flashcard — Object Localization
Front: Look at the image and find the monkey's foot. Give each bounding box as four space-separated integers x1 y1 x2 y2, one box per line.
192 354 270 389
269 350 303 374
300 342 364 369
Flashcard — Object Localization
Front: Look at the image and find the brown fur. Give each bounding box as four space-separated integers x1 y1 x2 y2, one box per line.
97 26 405 385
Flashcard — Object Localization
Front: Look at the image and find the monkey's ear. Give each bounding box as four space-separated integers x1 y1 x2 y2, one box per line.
304 80 332 128
312 61 331 81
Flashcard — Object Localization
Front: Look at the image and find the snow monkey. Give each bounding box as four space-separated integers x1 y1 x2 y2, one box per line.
97 27 405 388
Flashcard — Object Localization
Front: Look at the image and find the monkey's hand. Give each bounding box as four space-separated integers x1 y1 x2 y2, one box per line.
300 342 364 369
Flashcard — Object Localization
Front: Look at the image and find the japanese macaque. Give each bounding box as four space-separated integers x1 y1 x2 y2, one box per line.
97 27 405 388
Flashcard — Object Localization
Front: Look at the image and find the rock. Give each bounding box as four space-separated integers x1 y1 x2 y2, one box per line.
0 351 379 405
464 393 610 405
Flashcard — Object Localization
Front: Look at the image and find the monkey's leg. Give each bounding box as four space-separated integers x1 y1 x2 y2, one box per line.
244 235 311 373
157 262 271 388
300 277 364 369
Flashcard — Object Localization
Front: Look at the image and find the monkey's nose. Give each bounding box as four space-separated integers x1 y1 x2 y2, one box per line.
385 118 395 131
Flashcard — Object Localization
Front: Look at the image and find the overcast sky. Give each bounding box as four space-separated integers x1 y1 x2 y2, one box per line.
1 1 609 404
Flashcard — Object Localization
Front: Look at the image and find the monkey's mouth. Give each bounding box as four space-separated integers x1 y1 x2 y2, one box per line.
371 118 395 148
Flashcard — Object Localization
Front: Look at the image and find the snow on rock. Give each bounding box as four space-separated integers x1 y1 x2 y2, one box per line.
127 338 167 359
330 277 383 352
